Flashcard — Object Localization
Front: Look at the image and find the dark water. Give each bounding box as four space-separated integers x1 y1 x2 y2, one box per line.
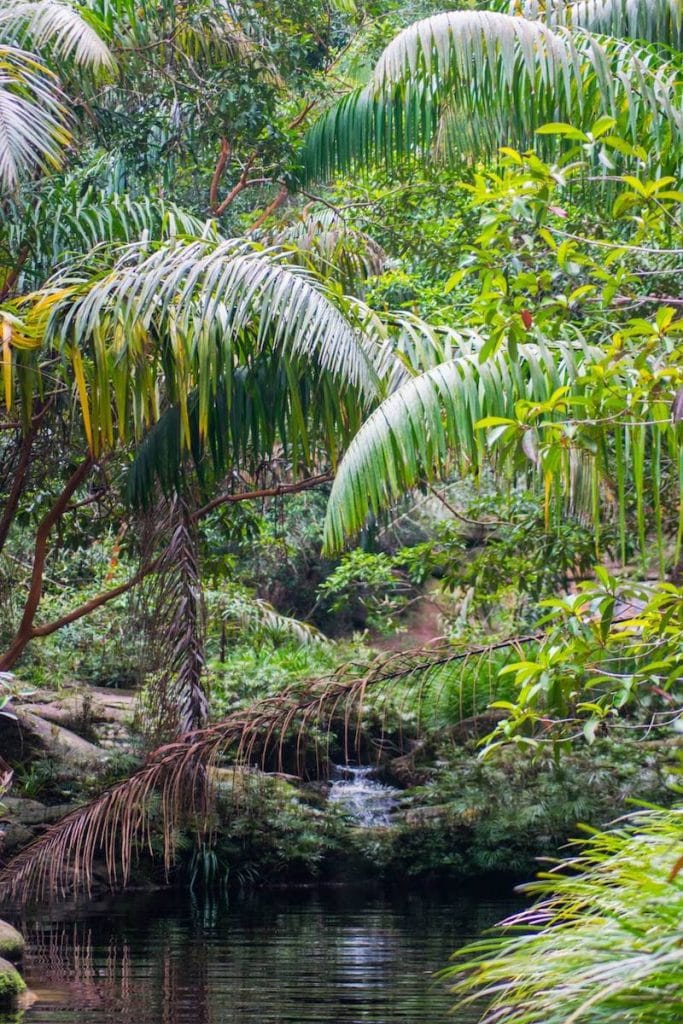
3 887 519 1024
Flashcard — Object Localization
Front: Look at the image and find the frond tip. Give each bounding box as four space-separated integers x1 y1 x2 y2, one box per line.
0 0 114 70
0 45 71 188
322 341 588 551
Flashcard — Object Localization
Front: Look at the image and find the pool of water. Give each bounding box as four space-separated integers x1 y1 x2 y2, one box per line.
4 887 520 1023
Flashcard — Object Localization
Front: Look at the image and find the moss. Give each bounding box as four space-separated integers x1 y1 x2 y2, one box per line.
0 923 24 963
0 958 26 1005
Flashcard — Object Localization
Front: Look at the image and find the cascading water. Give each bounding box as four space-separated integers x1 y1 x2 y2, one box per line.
327 765 400 827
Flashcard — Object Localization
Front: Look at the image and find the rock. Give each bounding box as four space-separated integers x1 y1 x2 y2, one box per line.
21 690 135 730
0 922 24 962
400 804 454 826
9 710 107 766
386 749 432 788
1 797 47 824
0 822 34 855
0 956 25 1006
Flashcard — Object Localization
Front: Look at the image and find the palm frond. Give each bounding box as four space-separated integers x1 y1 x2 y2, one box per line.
265 207 385 292
507 0 683 49
0 0 113 69
303 10 683 180
217 588 325 645
322 338 590 551
5 181 214 289
142 495 209 740
445 804 683 1024
10 238 380 463
0 45 70 188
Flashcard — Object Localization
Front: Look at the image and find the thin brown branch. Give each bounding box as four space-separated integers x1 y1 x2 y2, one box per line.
193 471 332 519
0 457 93 670
249 184 288 232
209 137 232 212
1 475 333 658
30 556 162 639
287 100 316 130
427 484 509 529
213 153 257 217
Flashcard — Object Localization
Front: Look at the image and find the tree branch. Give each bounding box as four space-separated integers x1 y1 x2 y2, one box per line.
213 152 257 217
0 473 334 661
30 556 162 639
0 457 93 670
209 137 231 212
193 472 332 519
249 184 288 232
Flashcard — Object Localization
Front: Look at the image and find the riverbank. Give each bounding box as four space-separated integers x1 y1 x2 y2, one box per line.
1 682 678 896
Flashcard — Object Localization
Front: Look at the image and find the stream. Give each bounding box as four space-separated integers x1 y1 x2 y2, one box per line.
327 764 400 827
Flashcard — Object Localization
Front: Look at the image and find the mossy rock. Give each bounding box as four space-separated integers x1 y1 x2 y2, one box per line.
0 923 24 963
0 957 26 1005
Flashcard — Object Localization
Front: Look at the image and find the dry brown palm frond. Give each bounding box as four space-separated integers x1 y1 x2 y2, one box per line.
140 494 208 741
0 633 538 903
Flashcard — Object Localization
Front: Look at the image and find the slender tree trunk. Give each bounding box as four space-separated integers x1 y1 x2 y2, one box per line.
0 457 93 671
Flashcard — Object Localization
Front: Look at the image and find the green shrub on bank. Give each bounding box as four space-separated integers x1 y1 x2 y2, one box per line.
445 805 683 1024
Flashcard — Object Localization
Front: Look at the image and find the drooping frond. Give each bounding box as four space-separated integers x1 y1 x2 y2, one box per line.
507 0 683 49
216 587 325 645
8 238 380 462
90 0 260 68
1 592 675 902
0 0 113 69
322 339 590 551
266 207 385 292
445 805 683 1024
141 495 209 741
0 45 70 188
303 10 683 180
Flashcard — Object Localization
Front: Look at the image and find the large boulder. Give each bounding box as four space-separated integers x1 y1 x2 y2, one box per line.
0 922 23 963
0 709 106 767
0 956 25 1006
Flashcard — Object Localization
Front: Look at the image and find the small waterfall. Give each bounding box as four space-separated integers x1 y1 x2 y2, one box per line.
327 765 399 828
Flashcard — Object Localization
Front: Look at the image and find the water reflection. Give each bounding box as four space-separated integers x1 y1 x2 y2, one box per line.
4 888 520 1023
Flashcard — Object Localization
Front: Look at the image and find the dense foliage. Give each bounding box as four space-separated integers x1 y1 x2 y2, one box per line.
0 1 681 1020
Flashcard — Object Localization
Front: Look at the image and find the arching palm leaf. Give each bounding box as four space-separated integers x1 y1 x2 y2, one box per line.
4 180 214 289
506 0 683 49
322 339 594 551
304 10 683 180
0 45 70 188
5 239 380 474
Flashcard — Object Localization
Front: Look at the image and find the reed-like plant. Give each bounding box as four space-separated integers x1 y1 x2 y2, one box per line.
444 804 683 1024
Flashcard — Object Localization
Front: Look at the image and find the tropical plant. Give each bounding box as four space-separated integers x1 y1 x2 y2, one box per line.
320 149 683 564
444 804 683 1024
0 0 112 189
304 1 683 180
